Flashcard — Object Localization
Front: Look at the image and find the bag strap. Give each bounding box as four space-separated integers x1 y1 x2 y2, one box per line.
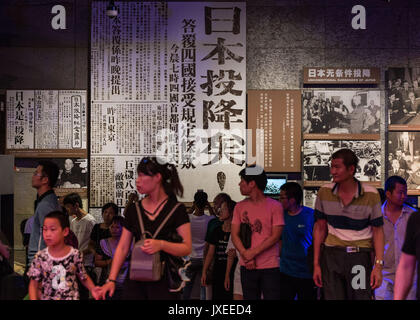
135 201 147 239
152 203 181 239
135 201 181 240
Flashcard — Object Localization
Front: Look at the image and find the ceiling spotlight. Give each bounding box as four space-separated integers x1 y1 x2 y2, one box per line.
106 1 118 18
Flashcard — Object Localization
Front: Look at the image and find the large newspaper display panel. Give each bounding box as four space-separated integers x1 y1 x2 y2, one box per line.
34 90 59 149
6 90 87 153
91 2 246 206
6 90 35 149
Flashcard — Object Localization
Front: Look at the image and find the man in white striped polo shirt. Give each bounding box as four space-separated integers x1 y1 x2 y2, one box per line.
312 148 384 300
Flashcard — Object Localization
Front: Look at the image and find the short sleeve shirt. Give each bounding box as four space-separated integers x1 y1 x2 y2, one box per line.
123 197 189 242
401 210 420 300
314 180 383 248
280 206 314 279
27 247 87 300
232 197 285 269
90 223 111 251
208 225 230 268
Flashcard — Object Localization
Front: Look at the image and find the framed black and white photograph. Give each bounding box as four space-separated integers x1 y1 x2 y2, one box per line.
388 132 420 194
53 158 88 189
302 89 381 139
386 67 420 130
303 140 381 187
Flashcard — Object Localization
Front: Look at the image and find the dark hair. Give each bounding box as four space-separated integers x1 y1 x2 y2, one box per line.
331 148 359 175
385 176 407 194
63 192 83 209
212 193 232 216
44 210 70 229
225 199 237 217
38 160 59 188
102 202 119 216
194 190 208 209
280 182 303 206
137 157 184 198
213 193 232 205
239 165 267 191
111 215 124 226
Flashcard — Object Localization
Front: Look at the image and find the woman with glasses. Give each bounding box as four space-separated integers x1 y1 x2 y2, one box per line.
98 157 191 300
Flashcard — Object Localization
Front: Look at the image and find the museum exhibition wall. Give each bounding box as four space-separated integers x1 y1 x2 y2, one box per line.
2 0 420 263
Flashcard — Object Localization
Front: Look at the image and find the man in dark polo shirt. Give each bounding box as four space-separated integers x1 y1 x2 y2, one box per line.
394 210 420 300
313 148 384 300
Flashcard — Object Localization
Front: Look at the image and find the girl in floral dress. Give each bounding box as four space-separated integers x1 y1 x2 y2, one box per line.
27 211 101 300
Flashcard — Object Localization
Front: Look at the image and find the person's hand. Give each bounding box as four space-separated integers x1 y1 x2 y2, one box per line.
91 286 103 300
201 272 207 287
98 282 115 300
224 274 230 291
141 239 162 254
245 259 256 270
242 249 256 262
370 265 383 290
313 265 323 287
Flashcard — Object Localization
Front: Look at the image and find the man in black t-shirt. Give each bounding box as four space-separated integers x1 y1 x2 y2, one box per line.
394 210 420 300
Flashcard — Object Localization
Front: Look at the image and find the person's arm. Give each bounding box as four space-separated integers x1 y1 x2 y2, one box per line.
140 222 192 257
28 279 39 300
231 223 247 260
88 239 97 255
370 225 384 289
99 227 133 299
241 225 283 262
94 252 111 268
201 243 215 286
313 219 327 287
224 248 236 291
94 239 111 268
394 252 417 300
79 274 96 291
79 273 101 300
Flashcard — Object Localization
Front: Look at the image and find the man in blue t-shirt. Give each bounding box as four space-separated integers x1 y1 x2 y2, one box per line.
278 182 317 300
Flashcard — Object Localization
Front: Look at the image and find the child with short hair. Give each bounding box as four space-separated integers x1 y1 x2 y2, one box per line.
94 216 131 299
27 211 101 300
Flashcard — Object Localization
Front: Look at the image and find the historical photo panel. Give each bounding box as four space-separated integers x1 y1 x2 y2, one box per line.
52 158 88 189
302 89 381 139
388 132 420 194
386 67 420 130
303 140 381 186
